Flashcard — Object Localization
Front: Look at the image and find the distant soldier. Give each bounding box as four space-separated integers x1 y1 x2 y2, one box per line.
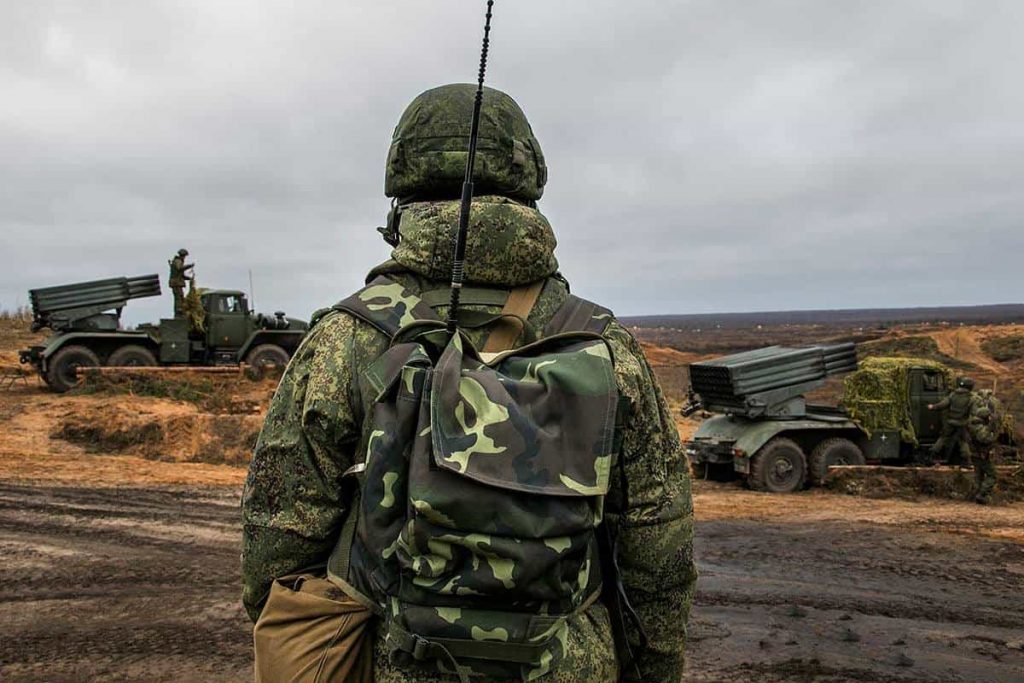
967 401 999 504
168 248 194 317
928 376 976 464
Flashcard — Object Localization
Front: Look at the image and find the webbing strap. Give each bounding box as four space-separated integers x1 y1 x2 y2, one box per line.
326 493 359 583
420 287 509 309
325 467 379 615
543 294 613 337
387 621 550 665
482 280 545 353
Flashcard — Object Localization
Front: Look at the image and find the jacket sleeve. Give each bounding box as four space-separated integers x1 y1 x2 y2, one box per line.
605 323 697 682
932 395 951 410
241 313 362 622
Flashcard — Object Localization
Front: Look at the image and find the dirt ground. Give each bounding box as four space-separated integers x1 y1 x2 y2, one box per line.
2 317 1023 682
2 477 1022 682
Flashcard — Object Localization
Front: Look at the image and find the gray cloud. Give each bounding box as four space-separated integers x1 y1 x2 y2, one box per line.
1 0 1021 324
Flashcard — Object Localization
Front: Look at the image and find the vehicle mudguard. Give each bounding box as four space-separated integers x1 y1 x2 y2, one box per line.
39 331 157 362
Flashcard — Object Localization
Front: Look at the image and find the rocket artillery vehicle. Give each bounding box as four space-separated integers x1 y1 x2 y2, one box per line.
684 343 954 493
19 274 309 392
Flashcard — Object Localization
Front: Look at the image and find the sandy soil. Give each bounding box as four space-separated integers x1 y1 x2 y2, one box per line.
0 382 250 487
928 328 1009 375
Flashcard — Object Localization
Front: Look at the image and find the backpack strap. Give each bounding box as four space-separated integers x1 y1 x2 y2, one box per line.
482 280 545 353
543 294 614 337
331 275 440 337
419 286 510 309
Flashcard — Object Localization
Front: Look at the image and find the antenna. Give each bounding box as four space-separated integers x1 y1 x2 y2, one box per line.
248 268 256 310
446 0 496 336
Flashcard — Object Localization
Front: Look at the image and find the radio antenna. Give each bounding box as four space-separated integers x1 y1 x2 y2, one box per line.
446 0 496 336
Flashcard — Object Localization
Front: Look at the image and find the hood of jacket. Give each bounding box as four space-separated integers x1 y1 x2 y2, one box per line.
389 195 559 287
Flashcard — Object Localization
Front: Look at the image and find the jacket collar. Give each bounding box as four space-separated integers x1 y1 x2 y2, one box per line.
387 195 559 287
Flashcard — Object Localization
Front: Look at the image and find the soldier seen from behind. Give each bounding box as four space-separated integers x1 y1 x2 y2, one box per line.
966 389 999 501
928 375 976 465
241 84 697 682
168 248 194 317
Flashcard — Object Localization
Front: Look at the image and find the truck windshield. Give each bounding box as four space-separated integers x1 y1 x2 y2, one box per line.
217 295 243 313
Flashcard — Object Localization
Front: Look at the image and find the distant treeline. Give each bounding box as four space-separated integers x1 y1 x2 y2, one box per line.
622 304 1024 330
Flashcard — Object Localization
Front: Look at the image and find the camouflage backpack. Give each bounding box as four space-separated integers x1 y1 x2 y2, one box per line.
970 390 1007 447
324 276 624 681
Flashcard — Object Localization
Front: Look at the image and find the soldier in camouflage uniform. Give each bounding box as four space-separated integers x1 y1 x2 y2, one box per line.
242 84 697 681
967 392 1001 504
168 248 193 317
928 376 976 464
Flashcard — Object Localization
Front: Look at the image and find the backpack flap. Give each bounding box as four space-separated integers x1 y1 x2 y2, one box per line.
431 333 618 497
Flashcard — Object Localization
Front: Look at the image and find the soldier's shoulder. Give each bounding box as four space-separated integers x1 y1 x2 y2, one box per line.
598 319 658 401
292 307 359 361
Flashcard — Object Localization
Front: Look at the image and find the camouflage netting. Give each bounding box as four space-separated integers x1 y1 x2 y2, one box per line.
843 357 953 445
183 281 206 332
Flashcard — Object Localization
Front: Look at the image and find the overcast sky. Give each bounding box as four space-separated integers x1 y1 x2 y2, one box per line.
1 0 1022 323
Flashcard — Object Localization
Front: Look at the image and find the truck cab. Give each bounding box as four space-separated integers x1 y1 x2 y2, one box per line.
203 290 253 353
158 288 308 367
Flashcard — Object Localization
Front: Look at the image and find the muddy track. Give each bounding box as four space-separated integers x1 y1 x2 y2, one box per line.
688 486 1024 682
2 481 1023 682
0 484 250 683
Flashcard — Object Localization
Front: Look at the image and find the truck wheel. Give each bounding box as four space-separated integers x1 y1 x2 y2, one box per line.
750 438 807 493
809 438 865 486
107 345 157 367
245 344 290 376
46 345 100 393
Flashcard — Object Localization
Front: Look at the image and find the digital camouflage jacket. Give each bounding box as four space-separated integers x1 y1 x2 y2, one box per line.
242 196 697 681
934 387 974 426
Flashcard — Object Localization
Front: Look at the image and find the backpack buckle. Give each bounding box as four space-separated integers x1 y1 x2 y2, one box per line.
410 634 433 661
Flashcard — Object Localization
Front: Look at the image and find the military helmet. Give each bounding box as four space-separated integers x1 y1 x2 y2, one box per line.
974 406 992 420
178 248 188 256
384 84 547 203
957 376 975 389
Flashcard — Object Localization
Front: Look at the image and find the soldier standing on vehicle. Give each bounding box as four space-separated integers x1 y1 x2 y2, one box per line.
241 84 697 682
168 248 194 317
928 376 976 464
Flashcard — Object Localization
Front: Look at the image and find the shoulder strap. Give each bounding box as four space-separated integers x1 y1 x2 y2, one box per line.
331 275 440 337
419 286 510 309
482 280 545 353
543 294 614 337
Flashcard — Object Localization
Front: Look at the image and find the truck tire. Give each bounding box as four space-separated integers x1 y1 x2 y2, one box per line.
245 344 290 376
46 345 100 393
749 438 807 493
809 438 865 486
107 345 158 367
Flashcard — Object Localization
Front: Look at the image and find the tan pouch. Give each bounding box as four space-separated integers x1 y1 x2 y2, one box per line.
253 573 374 683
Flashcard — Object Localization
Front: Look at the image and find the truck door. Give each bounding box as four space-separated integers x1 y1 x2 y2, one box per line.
206 294 250 351
909 368 946 445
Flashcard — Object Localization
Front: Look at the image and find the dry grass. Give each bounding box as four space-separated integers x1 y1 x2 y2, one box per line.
982 335 1024 363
